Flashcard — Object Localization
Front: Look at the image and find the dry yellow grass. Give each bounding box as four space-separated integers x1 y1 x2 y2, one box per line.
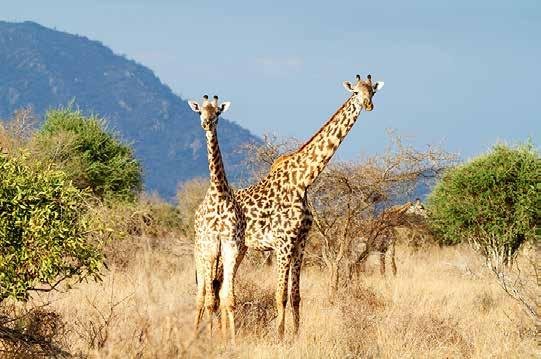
29 238 536 358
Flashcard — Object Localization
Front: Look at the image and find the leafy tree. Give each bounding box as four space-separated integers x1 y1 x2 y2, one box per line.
0 152 103 302
427 143 539 265
34 107 142 201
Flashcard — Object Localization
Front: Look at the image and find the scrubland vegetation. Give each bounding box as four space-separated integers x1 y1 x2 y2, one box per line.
3 239 536 358
0 108 538 358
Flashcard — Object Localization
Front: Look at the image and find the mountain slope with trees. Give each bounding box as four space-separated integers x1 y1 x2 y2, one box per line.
0 21 260 199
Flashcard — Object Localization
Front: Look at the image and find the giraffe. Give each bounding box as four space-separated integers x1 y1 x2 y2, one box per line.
235 74 384 338
188 95 246 343
352 199 428 276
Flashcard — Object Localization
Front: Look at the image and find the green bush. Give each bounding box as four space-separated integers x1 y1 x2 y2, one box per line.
0 152 103 302
34 107 142 201
427 143 539 263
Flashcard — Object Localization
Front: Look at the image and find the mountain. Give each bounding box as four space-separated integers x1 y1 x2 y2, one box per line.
0 21 260 199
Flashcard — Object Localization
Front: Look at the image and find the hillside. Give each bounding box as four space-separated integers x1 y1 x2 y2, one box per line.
0 21 260 199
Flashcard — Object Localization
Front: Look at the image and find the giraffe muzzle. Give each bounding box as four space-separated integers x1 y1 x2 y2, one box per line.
364 102 374 111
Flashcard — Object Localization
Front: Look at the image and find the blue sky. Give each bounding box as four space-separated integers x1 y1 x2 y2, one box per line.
3 1 540 160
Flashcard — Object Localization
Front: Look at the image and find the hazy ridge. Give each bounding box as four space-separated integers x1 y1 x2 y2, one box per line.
0 21 260 199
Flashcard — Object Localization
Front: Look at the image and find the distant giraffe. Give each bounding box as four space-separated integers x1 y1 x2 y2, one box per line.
188 95 246 343
352 199 427 276
235 74 384 338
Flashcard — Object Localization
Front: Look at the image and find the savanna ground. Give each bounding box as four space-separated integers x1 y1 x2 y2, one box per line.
11 235 536 358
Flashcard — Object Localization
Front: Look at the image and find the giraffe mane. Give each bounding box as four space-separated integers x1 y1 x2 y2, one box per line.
270 95 354 172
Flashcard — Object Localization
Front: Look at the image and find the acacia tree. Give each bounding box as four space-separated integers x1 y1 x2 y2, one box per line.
0 107 36 155
239 133 300 186
308 135 455 297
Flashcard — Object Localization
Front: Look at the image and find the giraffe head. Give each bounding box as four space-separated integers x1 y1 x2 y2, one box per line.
187 95 231 131
343 74 384 111
406 198 427 218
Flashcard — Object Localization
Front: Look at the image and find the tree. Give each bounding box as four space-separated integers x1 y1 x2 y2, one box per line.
308 135 454 297
238 133 300 186
33 107 142 201
427 143 539 267
0 107 36 155
0 152 103 303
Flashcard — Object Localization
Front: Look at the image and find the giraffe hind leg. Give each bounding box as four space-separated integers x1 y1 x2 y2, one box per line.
193 261 206 336
391 239 397 276
275 244 293 340
289 239 306 336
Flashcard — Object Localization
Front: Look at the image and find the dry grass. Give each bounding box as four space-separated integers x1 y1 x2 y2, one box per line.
21 241 537 358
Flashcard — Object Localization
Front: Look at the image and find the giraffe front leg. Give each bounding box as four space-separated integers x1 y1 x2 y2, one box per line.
290 240 306 336
275 245 293 340
229 245 246 342
391 239 397 276
193 258 206 336
219 241 246 344
204 252 219 337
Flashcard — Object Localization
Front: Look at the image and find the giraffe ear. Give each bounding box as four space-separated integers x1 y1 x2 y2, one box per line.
187 100 200 112
220 102 231 113
373 81 384 92
343 81 355 92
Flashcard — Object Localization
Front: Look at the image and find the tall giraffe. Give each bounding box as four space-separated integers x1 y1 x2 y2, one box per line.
188 95 246 343
235 74 384 338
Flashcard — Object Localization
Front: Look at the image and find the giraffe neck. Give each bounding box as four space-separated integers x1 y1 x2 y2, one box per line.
205 127 230 194
289 95 362 189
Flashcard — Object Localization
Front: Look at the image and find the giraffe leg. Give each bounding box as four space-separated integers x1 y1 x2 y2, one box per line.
219 241 246 344
193 257 206 336
290 240 306 336
391 239 397 276
204 267 215 337
229 245 246 343
275 245 293 340
204 251 219 337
